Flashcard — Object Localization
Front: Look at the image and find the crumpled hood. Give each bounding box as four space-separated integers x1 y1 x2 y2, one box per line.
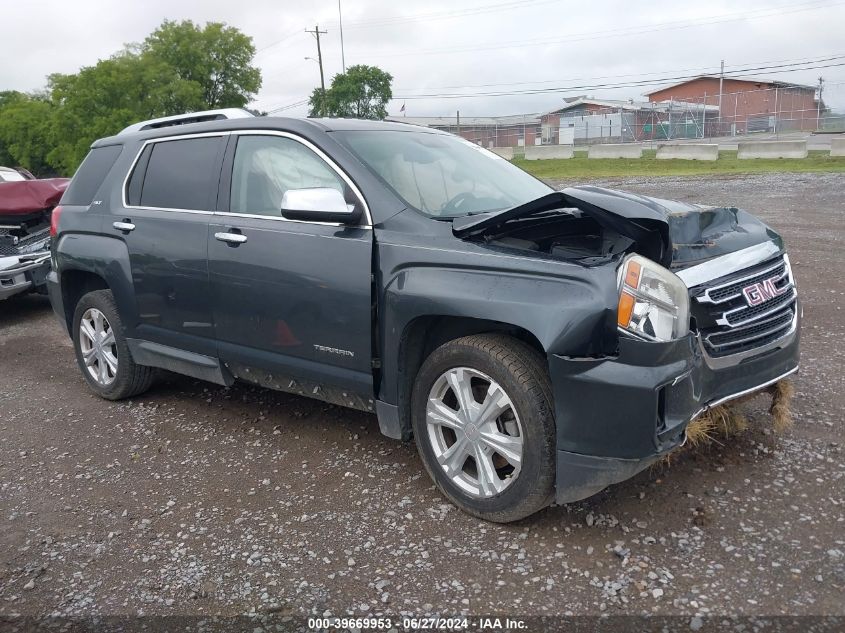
452 185 783 269
0 178 69 216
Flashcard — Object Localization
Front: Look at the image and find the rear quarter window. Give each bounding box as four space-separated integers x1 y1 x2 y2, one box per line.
62 145 123 206
137 137 222 211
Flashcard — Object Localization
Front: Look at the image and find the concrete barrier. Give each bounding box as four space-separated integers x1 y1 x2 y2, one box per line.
737 140 808 159
656 144 719 161
490 147 514 160
830 137 845 157
588 144 643 159
524 145 574 160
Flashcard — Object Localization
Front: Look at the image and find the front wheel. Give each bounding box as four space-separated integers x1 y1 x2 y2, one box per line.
411 334 556 522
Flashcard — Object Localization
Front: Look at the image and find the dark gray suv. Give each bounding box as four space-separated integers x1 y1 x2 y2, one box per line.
47 112 800 521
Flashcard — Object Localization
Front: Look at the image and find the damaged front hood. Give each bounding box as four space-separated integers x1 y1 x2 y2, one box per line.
452 185 782 269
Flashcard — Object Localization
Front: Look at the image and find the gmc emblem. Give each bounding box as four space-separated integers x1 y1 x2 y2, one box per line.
742 276 787 306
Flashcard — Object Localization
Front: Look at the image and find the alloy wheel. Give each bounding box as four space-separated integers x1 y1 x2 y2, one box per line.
78 308 118 386
425 367 523 498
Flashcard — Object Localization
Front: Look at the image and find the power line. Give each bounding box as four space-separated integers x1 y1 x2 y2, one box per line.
266 99 309 114
395 53 845 93
323 0 560 30
256 28 303 55
397 57 845 99
393 59 845 100
351 0 845 59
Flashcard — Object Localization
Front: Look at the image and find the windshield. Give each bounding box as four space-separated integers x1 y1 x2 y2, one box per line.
334 130 552 218
0 169 26 182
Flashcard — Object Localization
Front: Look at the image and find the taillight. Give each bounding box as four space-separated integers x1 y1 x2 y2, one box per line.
50 206 63 237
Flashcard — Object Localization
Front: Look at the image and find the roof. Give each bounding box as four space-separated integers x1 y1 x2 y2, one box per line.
96 116 446 146
546 98 650 114
643 76 817 95
385 114 541 127
545 98 719 115
308 117 447 132
118 108 256 135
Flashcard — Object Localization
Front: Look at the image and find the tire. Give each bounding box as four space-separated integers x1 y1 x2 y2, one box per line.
411 334 556 522
72 289 155 400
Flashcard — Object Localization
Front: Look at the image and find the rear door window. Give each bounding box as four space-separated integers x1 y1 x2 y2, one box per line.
138 137 223 211
62 145 123 206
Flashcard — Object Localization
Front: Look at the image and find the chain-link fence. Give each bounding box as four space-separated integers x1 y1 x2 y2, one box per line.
399 83 844 149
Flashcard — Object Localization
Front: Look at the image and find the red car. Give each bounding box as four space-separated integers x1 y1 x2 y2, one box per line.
0 168 69 300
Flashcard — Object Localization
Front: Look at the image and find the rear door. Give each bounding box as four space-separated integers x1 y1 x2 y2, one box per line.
208 132 374 394
114 134 226 356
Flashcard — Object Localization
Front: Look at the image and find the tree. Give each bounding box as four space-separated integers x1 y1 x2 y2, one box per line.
309 65 392 120
0 20 262 175
0 93 54 175
307 88 329 118
144 20 262 108
0 99 53 175
47 52 205 173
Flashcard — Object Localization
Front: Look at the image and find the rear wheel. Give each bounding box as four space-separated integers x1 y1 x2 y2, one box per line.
72 290 154 400
411 334 556 522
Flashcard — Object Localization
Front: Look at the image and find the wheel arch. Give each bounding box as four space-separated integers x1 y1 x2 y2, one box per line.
54 234 137 335
60 269 109 333
390 315 547 441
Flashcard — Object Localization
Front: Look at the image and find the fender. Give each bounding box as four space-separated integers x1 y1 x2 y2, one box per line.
376 239 621 409
55 232 139 336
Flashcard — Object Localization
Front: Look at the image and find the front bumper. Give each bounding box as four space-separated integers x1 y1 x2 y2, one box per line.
549 304 800 504
0 252 50 301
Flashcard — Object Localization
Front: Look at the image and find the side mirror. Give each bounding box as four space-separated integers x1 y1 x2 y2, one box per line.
280 187 361 224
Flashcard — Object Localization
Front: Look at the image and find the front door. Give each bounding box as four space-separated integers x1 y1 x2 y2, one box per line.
208 132 373 394
113 134 226 356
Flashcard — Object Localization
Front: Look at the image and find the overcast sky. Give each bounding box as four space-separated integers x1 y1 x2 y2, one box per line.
2 0 844 117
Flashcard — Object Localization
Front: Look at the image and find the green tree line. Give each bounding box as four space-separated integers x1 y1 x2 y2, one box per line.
0 20 262 176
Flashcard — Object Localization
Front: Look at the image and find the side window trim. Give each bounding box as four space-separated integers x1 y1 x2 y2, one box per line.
121 131 229 214
121 129 372 227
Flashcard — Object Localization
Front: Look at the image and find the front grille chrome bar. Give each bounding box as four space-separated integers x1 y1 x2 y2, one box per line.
693 253 799 368
716 286 796 327
697 258 789 305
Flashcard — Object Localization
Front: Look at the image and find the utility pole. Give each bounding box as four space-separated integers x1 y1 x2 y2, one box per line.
718 59 724 135
817 76 824 130
338 0 346 72
305 25 328 116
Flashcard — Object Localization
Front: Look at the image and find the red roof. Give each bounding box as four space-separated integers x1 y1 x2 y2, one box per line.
644 76 816 96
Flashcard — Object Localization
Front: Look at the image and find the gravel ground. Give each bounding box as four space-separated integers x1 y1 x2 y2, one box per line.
1 173 843 624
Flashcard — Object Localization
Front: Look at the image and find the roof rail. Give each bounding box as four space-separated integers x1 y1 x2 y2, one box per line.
118 108 256 135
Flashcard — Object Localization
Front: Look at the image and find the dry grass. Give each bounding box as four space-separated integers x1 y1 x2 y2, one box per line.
668 379 794 460
769 379 795 433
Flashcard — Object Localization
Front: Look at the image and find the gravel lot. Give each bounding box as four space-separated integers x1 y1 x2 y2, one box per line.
1 173 843 623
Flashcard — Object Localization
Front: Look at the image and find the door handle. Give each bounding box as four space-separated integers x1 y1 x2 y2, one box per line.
113 221 135 232
214 232 247 245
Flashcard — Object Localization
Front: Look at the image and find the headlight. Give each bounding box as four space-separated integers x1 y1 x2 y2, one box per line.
617 255 689 341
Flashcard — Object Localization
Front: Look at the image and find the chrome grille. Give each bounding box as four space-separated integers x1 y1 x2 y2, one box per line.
704 260 787 303
720 286 796 327
0 230 19 256
692 254 797 359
